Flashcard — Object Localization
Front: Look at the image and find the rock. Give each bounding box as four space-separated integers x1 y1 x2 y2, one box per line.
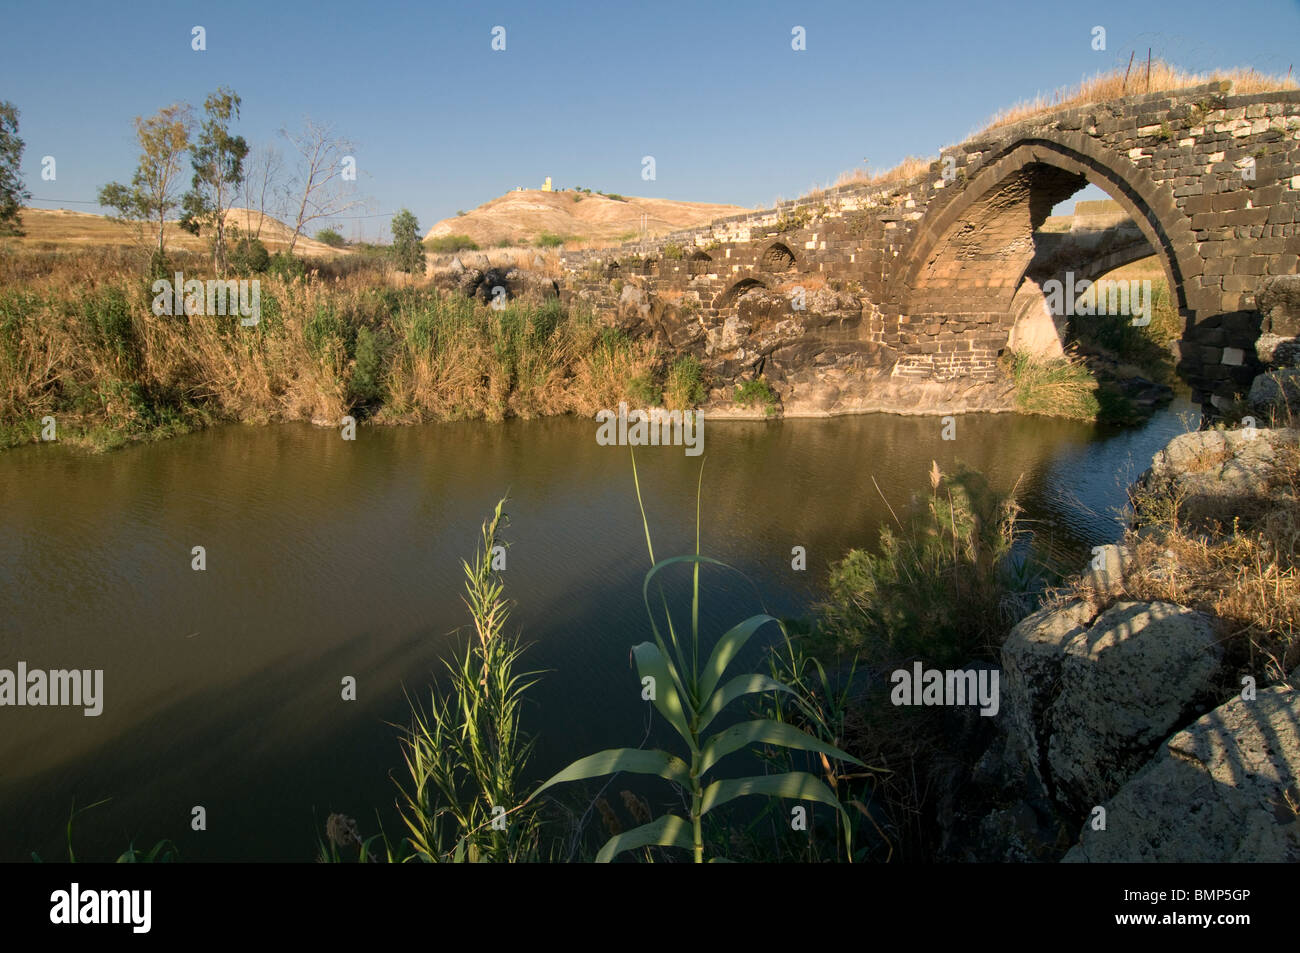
1134 427 1300 529
1046 601 1223 813
1000 600 1098 790
1248 368 1300 419
449 256 465 273
1257 275 1300 336
1064 686 1300 862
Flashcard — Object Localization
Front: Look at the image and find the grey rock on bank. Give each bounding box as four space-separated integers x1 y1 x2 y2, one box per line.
1134 427 1299 529
1046 602 1223 813
1064 687 1300 862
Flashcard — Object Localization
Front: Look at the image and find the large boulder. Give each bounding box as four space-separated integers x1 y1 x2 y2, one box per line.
1046 601 1223 813
1255 274 1300 366
1000 599 1098 791
1064 686 1300 862
1248 368 1300 421
1133 427 1299 530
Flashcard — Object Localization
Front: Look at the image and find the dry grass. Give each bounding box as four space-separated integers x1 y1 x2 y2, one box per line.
983 60 1296 131
812 60 1296 204
775 274 826 293
0 250 661 449
1072 438 1300 685
833 156 934 191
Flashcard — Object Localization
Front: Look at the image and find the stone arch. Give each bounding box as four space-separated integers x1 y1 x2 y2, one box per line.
891 131 1203 387
713 277 768 309
761 241 797 272
687 250 712 276
894 134 1199 320
1009 228 1158 359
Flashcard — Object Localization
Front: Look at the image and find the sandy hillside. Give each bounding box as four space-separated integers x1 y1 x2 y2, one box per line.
425 189 746 247
10 207 346 257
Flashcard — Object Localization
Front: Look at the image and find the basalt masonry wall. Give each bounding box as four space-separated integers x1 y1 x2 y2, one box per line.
558 82 1300 409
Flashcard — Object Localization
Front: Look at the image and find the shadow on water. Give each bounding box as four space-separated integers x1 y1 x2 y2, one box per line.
0 399 1197 860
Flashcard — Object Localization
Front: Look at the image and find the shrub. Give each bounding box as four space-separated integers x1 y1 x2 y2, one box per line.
349 325 389 410
817 462 1037 666
228 237 270 273
426 234 479 254
534 232 567 248
661 243 683 260
268 251 307 281
315 228 346 248
734 376 778 414
664 355 705 408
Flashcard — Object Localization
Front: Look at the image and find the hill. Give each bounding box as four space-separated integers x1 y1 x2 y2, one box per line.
9 207 346 257
424 189 746 248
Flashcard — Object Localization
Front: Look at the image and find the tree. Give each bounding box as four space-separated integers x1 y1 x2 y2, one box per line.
180 87 248 275
280 117 362 254
97 103 192 257
0 101 31 236
315 227 345 248
236 142 284 243
391 209 425 274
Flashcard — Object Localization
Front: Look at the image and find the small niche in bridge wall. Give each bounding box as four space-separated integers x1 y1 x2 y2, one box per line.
761 242 796 273
640 258 658 276
714 278 766 309
687 251 712 276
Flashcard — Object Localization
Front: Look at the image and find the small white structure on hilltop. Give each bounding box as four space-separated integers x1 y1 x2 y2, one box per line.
541 176 552 192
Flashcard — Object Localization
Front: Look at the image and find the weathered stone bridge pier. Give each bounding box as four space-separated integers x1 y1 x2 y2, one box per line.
558 82 1300 413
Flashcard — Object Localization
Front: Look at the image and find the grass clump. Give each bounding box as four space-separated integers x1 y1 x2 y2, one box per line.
734 376 779 415
663 355 706 409
817 462 1037 666
1003 350 1100 420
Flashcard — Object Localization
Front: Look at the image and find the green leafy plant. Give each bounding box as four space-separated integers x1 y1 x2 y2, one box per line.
397 498 542 862
734 376 778 415
530 456 864 862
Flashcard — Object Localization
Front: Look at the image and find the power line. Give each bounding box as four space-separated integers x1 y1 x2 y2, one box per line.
28 198 400 220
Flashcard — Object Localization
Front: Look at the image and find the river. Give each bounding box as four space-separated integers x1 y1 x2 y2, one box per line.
0 399 1198 860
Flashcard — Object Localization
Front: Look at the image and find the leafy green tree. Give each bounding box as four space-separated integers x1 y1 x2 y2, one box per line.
314 227 345 248
180 88 248 275
390 208 425 274
97 103 192 257
0 101 31 236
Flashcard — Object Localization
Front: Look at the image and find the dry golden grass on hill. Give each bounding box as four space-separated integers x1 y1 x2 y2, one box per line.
10 207 346 258
822 61 1297 200
424 189 745 249
984 60 1296 130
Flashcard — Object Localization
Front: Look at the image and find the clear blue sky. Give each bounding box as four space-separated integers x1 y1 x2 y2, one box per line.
3 0 1297 240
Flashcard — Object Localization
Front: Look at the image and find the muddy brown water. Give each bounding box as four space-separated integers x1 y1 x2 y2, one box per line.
0 400 1198 860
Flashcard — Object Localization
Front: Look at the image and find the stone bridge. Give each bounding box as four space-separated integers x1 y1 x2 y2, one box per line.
557 81 1300 413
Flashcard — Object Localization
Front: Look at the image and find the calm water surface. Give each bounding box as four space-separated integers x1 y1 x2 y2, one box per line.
0 401 1198 860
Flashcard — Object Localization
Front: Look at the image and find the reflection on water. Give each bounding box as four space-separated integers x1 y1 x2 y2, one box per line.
0 399 1197 860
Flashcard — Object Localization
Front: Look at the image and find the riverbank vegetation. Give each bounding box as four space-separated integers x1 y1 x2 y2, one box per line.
0 250 673 451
